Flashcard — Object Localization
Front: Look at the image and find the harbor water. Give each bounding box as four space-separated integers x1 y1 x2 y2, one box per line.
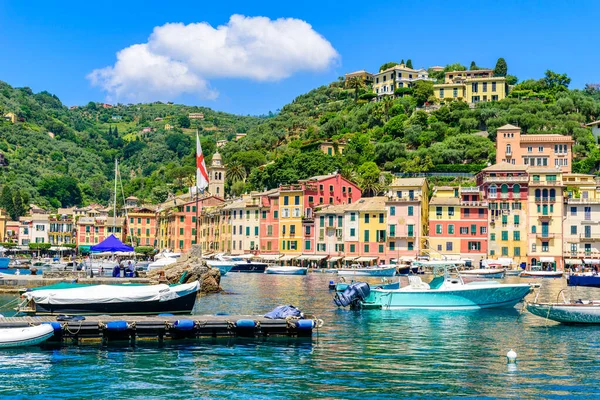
0 273 599 398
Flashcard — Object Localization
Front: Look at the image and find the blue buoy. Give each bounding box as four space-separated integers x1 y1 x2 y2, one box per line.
236 319 256 328
295 319 314 331
173 319 195 331
106 321 128 331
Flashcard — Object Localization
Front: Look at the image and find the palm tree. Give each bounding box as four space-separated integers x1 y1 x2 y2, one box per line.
381 95 394 122
227 161 246 183
347 77 366 101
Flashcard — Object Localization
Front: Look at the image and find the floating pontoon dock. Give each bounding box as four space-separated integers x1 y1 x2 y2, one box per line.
0 314 321 345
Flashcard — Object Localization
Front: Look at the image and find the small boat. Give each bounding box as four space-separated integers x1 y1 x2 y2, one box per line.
218 256 267 273
520 270 563 278
337 265 396 277
336 279 400 292
265 265 308 275
505 269 523 276
147 257 177 271
0 324 55 348
527 300 600 324
335 263 533 310
460 268 506 279
567 273 600 288
19 281 200 315
205 260 234 276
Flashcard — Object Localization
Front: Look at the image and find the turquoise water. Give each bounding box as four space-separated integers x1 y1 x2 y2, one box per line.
0 274 599 398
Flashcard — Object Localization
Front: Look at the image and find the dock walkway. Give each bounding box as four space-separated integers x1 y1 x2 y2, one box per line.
0 314 320 344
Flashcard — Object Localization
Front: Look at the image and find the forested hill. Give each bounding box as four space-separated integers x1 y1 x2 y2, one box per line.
1 66 600 219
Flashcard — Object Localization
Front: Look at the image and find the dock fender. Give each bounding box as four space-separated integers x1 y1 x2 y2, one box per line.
235 319 258 329
172 319 195 331
104 321 129 331
42 321 62 332
294 319 314 331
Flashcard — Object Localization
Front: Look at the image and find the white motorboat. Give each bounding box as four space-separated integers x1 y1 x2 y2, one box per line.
147 257 177 271
265 265 308 275
460 268 506 279
0 324 54 348
520 270 563 278
337 265 396 277
205 260 234 276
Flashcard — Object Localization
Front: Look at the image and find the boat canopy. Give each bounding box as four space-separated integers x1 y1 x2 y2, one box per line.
90 235 134 253
22 282 199 305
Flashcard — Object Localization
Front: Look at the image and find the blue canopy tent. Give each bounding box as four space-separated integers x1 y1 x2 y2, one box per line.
90 235 134 253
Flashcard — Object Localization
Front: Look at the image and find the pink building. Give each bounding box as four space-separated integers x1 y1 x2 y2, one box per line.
496 124 573 173
258 189 280 255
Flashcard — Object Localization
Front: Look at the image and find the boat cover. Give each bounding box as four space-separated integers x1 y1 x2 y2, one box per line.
23 281 199 305
264 305 304 319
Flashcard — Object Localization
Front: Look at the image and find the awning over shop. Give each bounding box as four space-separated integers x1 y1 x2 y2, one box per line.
328 256 342 262
355 256 378 262
257 254 282 261
584 259 600 265
306 255 326 261
342 256 357 261
565 258 583 265
279 255 298 261
295 255 310 261
540 257 555 263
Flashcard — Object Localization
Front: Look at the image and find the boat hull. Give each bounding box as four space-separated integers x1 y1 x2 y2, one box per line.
527 303 600 324
364 284 532 310
0 325 54 348
567 274 600 288
230 263 267 273
0 257 11 269
520 271 563 278
460 269 506 279
336 281 400 292
265 266 308 275
337 267 396 277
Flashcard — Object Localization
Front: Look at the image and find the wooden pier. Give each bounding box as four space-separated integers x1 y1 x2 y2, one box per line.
0 314 322 345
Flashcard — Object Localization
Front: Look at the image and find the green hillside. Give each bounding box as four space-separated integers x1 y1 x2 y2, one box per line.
0 64 599 220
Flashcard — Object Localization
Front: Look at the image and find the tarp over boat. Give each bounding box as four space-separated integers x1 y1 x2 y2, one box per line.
22 281 199 305
90 235 134 253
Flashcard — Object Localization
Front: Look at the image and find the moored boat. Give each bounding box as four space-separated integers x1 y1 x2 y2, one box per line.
205 260 234 276
526 301 600 324
19 281 200 315
336 279 400 292
219 256 267 273
265 265 308 275
520 270 563 278
335 264 533 310
567 273 600 288
337 265 396 277
0 324 55 348
460 268 506 279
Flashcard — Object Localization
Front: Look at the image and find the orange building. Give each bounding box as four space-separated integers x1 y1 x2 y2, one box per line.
496 124 573 172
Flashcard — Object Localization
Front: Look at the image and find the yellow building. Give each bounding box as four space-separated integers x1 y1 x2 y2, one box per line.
344 70 374 87
345 197 388 263
387 177 429 252
279 185 303 255
3 112 16 123
428 187 462 259
434 69 507 103
527 168 564 271
372 64 432 96
0 209 8 242
319 141 345 156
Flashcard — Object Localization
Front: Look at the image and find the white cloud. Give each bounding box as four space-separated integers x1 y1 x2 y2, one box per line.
88 15 339 102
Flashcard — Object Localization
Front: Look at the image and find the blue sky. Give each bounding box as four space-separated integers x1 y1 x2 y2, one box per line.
0 0 598 115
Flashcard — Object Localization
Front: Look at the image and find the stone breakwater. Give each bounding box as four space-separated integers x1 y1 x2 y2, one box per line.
145 245 222 294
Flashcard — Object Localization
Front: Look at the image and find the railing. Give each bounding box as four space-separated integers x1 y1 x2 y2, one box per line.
579 234 600 241
534 197 556 202
386 196 421 202
566 198 600 204
460 187 480 193
483 176 528 183
529 180 560 186
461 201 488 207
535 233 556 239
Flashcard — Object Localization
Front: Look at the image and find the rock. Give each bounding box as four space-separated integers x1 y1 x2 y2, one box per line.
146 246 221 293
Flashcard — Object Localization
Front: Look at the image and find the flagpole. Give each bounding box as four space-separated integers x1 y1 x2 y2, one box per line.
195 130 200 247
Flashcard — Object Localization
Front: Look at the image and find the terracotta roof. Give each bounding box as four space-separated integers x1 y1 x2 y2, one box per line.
345 197 387 212
520 134 573 143
314 203 347 214
497 124 521 130
430 196 460 206
389 177 427 187
481 162 528 172
527 166 563 173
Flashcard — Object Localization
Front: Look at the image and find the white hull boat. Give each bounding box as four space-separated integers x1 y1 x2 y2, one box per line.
0 324 54 348
147 257 177 271
520 270 563 278
205 260 234 276
460 268 506 279
337 265 396 277
265 266 308 275
527 301 600 324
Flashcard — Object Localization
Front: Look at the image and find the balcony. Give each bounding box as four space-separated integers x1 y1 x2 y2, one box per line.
483 176 528 184
566 198 600 204
580 234 600 242
387 195 421 202
529 180 562 187
535 233 556 240
534 197 556 203
461 200 488 207
460 187 480 193
538 214 552 220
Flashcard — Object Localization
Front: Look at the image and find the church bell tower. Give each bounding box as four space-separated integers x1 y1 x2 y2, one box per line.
208 151 225 197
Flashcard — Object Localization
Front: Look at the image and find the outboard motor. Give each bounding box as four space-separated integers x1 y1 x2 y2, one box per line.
334 282 370 308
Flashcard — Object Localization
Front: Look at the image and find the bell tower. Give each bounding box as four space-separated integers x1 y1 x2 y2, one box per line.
208 151 225 197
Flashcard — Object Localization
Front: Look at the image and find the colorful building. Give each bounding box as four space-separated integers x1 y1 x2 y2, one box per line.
433 69 507 103
373 64 432 96
346 197 388 264
495 124 573 172
344 70 374 87
76 216 124 252
19 213 49 248
48 215 74 246
126 206 157 247
477 162 529 266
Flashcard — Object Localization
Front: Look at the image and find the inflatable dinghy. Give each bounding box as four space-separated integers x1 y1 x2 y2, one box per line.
0 324 54 348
